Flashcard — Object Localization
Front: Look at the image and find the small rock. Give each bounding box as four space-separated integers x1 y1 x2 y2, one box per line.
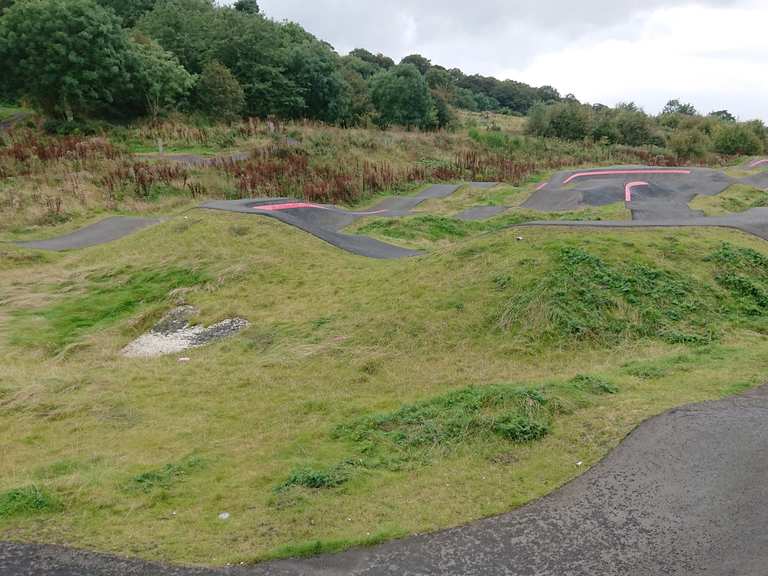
218 512 230 521
516 236 525 241
576 461 583 467
178 357 191 362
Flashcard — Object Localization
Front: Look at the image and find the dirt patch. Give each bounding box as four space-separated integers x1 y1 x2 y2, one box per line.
121 306 248 358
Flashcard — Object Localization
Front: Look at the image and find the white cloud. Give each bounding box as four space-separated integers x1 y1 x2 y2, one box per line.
499 2 768 119
252 0 765 121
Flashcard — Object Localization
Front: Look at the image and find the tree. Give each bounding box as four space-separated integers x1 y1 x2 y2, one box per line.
0 0 136 119
669 129 711 160
370 64 436 129
709 110 736 122
545 102 592 140
615 110 652 146
536 85 560 104
400 54 431 75
663 99 697 116
96 0 158 26
349 48 394 70
233 0 258 14
194 61 245 121
137 0 216 74
129 35 195 117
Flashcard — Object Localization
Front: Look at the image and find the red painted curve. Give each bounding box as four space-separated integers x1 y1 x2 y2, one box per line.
562 169 691 185
624 181 649 203
749 159 768 168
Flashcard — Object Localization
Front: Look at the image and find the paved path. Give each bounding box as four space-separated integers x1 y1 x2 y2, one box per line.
12 184 472 259
522 164 768 239
14 217 163 251
4 384 768 575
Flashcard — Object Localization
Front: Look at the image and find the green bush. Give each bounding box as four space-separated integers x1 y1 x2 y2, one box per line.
669 128 711 160
194 61 246 122
713 124 763 156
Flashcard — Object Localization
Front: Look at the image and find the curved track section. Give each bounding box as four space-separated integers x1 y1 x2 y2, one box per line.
4 384 768 575
199 184 464 258
200 198 421 259
522 164 768 238
14 217 163 251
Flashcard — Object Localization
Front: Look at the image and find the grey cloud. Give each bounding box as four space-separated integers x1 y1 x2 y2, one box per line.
256 0 744 68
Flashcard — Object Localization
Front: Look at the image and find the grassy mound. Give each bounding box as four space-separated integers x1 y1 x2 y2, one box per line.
3 215 768 564
690 184 768 216
499 246 717 346
10 266 207 352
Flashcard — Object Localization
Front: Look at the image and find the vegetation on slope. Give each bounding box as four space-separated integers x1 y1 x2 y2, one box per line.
2 214 768 564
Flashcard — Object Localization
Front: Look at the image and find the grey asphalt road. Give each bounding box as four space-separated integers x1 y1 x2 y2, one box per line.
520 164 768 238
14 217 163 251
199 184 468 258
4 384 768 575
523 165 735 219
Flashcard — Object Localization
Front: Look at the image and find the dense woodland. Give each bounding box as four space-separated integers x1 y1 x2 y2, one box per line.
0 0 766 159
0 0 560 127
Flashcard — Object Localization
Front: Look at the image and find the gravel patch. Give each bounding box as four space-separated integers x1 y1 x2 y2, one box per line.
122 306 248 358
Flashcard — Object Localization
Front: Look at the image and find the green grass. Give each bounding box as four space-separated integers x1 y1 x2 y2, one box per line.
277 375 619 492
128 455 207 493
10 267 207 352
0 486 61 519
499 245 719 347
0 103 28 123
352 204 630 248
2 214 768 565
690 184 768 216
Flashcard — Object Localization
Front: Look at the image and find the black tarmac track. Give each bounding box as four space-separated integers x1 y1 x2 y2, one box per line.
14 217 163 251
522 164 768 239
4 384 768 575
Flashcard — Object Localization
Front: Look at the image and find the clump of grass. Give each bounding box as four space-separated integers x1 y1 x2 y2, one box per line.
691 184 768 215
567 374 619 395
277 463 352 492
336 385 551 452
499 246 716 347
279 376 616 492
0 486 61 518
709 242 768 317
127 455 207 493
10 267 207 352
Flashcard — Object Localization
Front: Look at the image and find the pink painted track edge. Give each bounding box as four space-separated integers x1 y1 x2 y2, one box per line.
562 169 692 185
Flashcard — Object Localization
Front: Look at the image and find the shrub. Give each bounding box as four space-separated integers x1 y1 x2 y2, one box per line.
713 124 763 156
669 128 711 160
194 61 246 122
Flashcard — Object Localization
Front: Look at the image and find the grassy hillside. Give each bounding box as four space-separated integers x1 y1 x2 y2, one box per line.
2 212 768 565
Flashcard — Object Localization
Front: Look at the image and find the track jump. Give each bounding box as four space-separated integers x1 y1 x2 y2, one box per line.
14 160 768 256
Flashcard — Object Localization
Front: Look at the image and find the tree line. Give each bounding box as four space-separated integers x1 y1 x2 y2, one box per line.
526 98 767 157
0 0 562 128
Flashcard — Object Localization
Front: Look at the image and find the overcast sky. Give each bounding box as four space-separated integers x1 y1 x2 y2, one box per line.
255 0 767 121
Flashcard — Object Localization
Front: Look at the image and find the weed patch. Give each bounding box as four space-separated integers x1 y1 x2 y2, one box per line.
279 377 616 493
126 455 207 493
499 246 717 347
709 243 768 318
0 486 61 519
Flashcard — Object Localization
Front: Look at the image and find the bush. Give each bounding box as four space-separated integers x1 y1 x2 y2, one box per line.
713 124 763 156
370 63 436 129
194 61 245 122
527 102 592 141
669 128 711 160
